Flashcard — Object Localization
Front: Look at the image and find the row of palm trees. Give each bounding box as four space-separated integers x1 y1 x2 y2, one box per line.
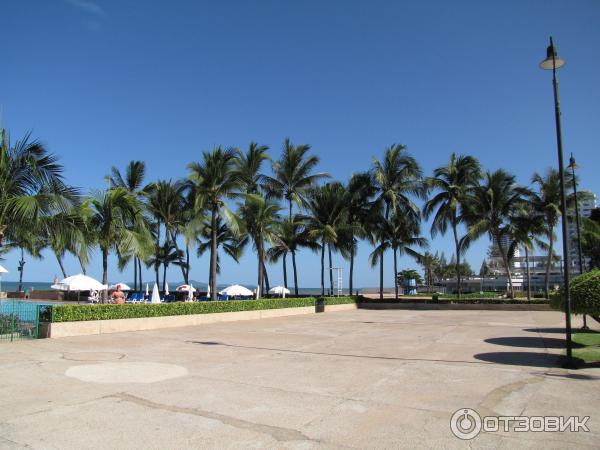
1 128 583 300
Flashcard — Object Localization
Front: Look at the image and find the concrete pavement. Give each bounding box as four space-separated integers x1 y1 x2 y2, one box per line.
0 309 598 449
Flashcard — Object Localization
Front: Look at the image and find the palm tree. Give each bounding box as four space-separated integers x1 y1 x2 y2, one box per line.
372 144 424 300
508 204 546 300
0 131 76 250
418 251 439 293
345 172 377 295
369 212 426 299
108 161 148 289
238 196 280 297
529 169 561 298
146 180 189 282
197 216 247 280
423 153 481 298
462 170 526 298
263 139 328 294
306 183 348 296
87 188 146 301
235 142 270 194
188 147 241 300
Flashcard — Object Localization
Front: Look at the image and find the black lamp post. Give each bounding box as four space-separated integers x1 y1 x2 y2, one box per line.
568 153 589 330
540 37 574 368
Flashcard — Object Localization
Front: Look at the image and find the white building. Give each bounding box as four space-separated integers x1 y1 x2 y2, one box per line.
568 191 596 272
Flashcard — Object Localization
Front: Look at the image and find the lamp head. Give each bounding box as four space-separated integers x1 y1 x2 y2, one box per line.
540 42 565 70
569 153 576 168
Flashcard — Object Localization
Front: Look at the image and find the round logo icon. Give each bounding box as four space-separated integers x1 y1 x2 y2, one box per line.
450 408 482 440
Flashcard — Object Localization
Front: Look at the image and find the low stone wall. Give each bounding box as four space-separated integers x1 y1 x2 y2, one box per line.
46 305 330 338
358 302 552 311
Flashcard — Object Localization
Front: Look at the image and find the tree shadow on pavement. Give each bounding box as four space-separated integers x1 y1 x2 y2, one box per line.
473 351 563 368
523 328 565 334
484 336 583 349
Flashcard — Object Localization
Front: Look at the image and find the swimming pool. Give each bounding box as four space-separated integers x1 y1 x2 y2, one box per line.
0 299 48 341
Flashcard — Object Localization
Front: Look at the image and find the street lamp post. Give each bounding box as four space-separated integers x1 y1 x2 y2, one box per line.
539 37 575 368
568 154 589 330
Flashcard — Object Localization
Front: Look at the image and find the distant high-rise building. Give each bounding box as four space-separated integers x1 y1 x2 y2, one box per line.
568 191 597 272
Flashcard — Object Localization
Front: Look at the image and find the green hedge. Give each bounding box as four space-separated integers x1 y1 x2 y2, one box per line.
46 297 322 323
318 296 358 305
551 269 600 315
358 296 549 305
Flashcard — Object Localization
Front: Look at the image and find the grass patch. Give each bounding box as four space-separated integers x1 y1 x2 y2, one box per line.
572 330 600 364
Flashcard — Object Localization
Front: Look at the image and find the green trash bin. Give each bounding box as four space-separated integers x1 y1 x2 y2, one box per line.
315 298 325 313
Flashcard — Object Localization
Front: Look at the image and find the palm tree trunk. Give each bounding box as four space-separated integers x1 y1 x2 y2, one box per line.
78 256 87 275
18 248 25 292
133 256 138 291
163 225 169 293
292 251 299 296
210 205 218 301
55 252 67 278
545 232 554 298
138 258 143 291
170 231 188 282
380 204 390 301
162 262 167 294
257 239 264 299
496 233 515 298
282 253 288 289
525 246 531 300
328 243 333 296
452 222 461 299
394 247 398 300
185 247 190 284
349 238 354 296
102 248 109 303
262 260 270 294
289 199 293 221
320 238 325 297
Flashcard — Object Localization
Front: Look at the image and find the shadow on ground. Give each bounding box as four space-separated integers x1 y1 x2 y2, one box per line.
523 328 565 334
473 351 562 368
485 336 583 349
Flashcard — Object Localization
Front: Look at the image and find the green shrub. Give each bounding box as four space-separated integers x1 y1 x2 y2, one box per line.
48 297 318 323
551 269 600 315
321 296 358 305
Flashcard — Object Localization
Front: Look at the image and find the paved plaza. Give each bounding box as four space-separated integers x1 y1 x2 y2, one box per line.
1 309 598 449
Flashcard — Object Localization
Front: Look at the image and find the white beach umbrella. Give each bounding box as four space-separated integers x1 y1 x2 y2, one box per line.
151 283 161 303
145 283 149 297
176 284 196 292
110 283 131 291
206 283 210 298
218 284 253 297
0 264 7 293
164 282 169 296
268 286 290 297
187 283 194 301
51 274 107 291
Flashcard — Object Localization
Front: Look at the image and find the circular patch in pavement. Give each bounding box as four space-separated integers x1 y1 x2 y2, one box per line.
65 362 188 383
62 352 125 361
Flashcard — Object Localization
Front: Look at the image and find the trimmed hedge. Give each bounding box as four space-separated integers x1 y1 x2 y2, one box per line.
319 296 358 305
45 297 320 323
358 296 549 305
551 269 600 316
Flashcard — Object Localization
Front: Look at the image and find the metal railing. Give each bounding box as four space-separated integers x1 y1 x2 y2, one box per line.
0 300 39 342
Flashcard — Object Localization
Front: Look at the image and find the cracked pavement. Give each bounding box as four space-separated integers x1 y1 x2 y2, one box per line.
0 309 598 449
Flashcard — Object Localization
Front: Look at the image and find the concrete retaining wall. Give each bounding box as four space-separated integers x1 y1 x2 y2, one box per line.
358 302 552 311
43 304 360 338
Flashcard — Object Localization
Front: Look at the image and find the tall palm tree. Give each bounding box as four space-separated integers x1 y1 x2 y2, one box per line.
369 212 426 299
508 204 546 300
146 180 189 282
306 183 348 296
462 170 527 298
263 139 328 294
87 188 146 301
188 147 241 300
0 131 76 250
529 169 561 298
424 153 481 298
235 142 270 194
238 196 280 297
108 160 148 289
372 144 424 300
197 216 247 280
345 172 377 295
418 251 439 293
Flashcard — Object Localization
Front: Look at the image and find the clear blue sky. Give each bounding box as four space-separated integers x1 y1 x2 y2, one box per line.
2 0 599 288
